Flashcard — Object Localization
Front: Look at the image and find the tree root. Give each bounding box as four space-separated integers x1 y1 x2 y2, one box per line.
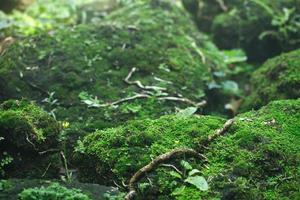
124 118 235 200
125 149 206 200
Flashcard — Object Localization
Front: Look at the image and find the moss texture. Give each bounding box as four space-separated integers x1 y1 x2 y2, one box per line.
75 114 225 183
200 99 300 200
242 49 300 111
0 0 226 131
0 99 61 178
76 99 300 199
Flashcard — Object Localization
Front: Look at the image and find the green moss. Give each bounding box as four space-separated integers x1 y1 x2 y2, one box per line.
0 99 61 178
242 49 300 110
76 99 300 199
0 0 226 131
200 99 300 199
75 115 225 184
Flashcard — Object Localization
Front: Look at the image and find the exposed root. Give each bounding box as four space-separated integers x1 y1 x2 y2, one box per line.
97 93 150 107
207 118 235 142
125 148 205 200
89 68 207 108
38 148 60 155
125 118 235 200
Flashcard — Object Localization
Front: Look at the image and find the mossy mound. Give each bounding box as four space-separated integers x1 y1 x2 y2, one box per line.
242 49 300 111
76 99 300 199
199 99 300 200
0 99 61 178
75 115 225 184
0 0 226 131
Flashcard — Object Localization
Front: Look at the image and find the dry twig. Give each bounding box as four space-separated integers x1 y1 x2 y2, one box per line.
124 67 167 92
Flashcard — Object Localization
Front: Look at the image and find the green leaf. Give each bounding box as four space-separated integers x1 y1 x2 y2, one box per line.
180 160 193 170
222 49 247 64
184 176 209 191
169 171 182 179
221 80 239 94
176 107 198 117
188 169 201 176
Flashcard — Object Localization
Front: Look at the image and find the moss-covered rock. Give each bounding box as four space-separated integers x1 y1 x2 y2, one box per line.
0 99 61 178
76 99 300 199
200 99 300 200
0 0 227 131
242 49 300 111
75 114 225 184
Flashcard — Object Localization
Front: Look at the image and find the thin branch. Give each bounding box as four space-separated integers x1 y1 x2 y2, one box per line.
25 133 37 150
124 67 167 92
125 149 205 200
41 162 52 177
161 164 182 175
60 151 71 182
96 93 150 107
39 148 60 155
207 118 235 142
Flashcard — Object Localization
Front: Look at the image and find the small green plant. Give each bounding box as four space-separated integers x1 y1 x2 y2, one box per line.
18 182 91 200
0 137 13 177
42 91 59 119
78 91 103 108
251 0 300 47
170 160 209 192
0 180 12 192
